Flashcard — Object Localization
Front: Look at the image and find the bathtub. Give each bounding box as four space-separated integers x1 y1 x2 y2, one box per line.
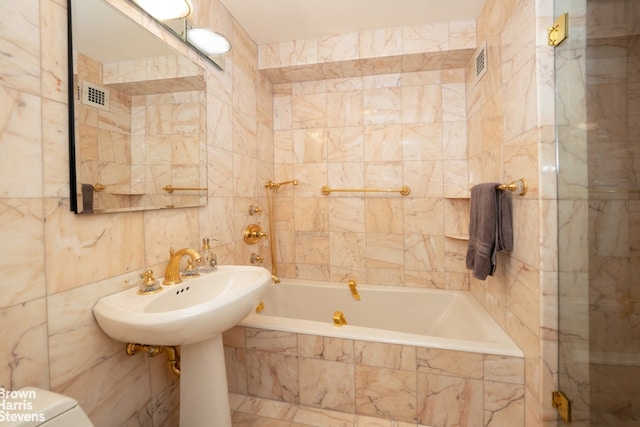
239 278 523 358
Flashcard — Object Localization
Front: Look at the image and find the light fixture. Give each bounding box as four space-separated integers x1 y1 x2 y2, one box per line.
132 0 192 21
187 28 231 55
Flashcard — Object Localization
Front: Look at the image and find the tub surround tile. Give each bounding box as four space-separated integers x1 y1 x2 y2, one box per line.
228 327 525 424
483 381 526 427
416 348 483 379
298 335 355 362
355 366 417 423
247 351 300 403
354 341 416 371
417 373 483 426
300 358 355 412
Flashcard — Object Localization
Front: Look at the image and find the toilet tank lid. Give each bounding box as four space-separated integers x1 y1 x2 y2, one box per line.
6 387 79 426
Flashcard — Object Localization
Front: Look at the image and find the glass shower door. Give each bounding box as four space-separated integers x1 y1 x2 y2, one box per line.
556 0 639 425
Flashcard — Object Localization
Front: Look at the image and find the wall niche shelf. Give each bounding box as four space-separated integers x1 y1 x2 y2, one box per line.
444 197 470 242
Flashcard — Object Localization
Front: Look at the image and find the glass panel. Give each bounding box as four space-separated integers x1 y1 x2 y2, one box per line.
556 0 640 425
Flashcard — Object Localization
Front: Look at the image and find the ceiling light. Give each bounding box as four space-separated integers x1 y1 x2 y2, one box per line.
133 0 192 21
187 28 231 55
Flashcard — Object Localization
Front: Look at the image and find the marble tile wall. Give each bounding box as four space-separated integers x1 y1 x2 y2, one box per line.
224 326 525 426
269 66 472 289
464 0 557 425
0 0 270 425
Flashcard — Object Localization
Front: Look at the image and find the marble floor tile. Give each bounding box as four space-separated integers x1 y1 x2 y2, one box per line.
230 393 432 427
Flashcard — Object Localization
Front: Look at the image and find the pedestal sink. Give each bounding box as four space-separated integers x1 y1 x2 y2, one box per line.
93 265 271 427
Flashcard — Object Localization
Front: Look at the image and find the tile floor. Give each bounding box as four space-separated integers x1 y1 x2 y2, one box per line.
229 393 431 427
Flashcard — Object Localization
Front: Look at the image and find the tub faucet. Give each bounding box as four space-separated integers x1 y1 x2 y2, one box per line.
163 247 201 285
348 279 360 301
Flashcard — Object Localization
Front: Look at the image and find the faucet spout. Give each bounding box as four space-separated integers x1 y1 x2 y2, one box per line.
163 247 201 285
348 279 360 301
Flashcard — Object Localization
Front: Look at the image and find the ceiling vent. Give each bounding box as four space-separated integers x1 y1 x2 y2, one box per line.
81 80 110 111
473 40 488 86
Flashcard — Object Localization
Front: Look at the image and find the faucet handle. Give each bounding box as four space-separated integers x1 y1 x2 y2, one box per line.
138 270 162 295
141 270 156 284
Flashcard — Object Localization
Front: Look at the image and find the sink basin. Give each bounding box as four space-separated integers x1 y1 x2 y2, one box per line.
93 265 271 346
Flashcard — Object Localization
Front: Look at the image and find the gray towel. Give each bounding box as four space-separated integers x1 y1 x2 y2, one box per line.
81 184 94 213
466 183 513 280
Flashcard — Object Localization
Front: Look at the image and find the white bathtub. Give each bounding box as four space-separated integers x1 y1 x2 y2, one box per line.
240 279 523 358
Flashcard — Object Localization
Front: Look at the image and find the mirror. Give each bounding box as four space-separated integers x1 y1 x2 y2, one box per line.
68 0 209 213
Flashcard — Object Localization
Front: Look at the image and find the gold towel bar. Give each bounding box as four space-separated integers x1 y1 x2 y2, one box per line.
163 185 208 193
321 185 411 196
495 178 528 196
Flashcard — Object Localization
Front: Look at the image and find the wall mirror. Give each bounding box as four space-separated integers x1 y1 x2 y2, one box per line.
68 0 210 213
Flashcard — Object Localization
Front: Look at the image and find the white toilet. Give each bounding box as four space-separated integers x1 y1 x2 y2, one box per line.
2 387 94 427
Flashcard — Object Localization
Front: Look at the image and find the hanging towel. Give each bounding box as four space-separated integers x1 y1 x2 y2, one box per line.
81 183 94 213
466 183 513 280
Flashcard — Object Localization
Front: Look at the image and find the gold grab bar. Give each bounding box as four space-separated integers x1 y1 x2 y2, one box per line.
321 185 410 196
495 178 528 196
163 185 208 193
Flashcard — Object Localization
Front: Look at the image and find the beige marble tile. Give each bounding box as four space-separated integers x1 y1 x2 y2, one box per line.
319 32 360 63
246 328 297 354
48 274 135 388
0 298 49 390
416 348 484 379
0 87 43 198
0 199 46 307
417 372 483 426
43 199 145 293
299 358 355 412
360 27 403 59
298 335 354 362
0 0 41 94
247 351 299 403
354 341 416 371
355 365 417 422
56 350 153 427
235 395 298 421
292 405 355 427
484 381 525 427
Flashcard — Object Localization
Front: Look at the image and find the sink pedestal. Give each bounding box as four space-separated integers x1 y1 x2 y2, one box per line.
180 334 231 427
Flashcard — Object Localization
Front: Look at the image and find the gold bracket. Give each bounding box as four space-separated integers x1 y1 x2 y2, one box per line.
548 13 568 47
552 391 572 423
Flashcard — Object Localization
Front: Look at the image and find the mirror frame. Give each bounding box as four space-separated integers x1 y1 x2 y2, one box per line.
67 0 213 214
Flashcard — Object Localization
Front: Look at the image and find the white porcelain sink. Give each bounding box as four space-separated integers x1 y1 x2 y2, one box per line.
93 265 271 346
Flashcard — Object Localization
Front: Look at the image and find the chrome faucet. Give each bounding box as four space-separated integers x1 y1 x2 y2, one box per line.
163 247 201 285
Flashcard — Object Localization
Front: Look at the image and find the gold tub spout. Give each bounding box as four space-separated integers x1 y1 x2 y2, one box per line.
348 279 360 301
333 311 347 327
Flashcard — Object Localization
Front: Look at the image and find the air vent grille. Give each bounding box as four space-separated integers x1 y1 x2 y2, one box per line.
473 41 488 86
81 81 110 111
